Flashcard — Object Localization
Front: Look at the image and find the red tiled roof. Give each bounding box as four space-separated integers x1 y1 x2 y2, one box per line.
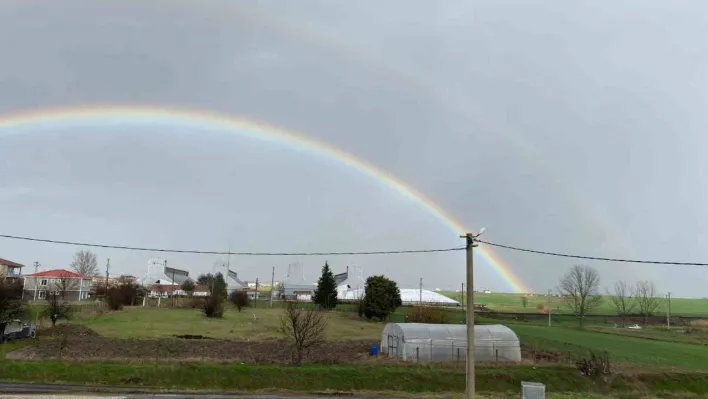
0 258 24 268
25 269 90 279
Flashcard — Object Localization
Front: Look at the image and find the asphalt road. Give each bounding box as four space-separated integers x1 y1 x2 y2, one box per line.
0 383 382 398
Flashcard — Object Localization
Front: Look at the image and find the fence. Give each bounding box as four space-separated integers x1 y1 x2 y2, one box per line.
384 332 522 364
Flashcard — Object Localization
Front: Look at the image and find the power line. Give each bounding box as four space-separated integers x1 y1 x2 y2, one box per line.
0 233 463 256
479 239 708 266
6 231 707 265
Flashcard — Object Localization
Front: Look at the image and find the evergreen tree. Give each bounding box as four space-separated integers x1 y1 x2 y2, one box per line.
313 261 338 309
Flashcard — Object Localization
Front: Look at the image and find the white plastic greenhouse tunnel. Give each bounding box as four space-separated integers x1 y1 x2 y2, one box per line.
380 323 521 363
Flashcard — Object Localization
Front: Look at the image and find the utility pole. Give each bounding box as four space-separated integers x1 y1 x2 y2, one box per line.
104 258 110 299
254 278 260 308
461 282 465 310
419 278 423 306
666 292 672 330
32 261 40 301
548 307 552 327
269 266 275 308
172 269 176 308
461 228 485 399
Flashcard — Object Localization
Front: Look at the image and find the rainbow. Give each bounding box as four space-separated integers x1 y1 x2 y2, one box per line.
0 105 531 293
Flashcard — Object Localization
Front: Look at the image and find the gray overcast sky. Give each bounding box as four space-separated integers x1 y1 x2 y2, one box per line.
1 0 707 296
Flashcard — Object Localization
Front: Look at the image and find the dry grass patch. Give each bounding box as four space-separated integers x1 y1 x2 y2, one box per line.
75 306 383 341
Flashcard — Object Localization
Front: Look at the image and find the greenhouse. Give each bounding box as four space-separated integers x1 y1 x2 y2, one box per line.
337 288 460 306
380 323 521 363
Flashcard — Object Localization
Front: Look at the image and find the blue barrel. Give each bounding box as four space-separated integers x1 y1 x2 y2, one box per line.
370 343 378 356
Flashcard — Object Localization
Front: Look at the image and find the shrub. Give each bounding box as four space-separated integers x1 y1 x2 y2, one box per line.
202 295 224 318
229 290 250 312
105 289 125 311
576 350 612 381
103 277 145 311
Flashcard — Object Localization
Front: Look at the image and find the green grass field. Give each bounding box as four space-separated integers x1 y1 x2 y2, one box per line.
77 305 385 341
2 360 708 397
440 291 708 316
6 301 708 396
509 323 708 370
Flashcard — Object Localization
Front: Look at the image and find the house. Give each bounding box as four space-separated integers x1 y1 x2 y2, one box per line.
0 258 23 282
23 269 92 301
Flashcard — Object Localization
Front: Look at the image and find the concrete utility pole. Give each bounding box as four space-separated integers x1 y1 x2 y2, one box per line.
172 269 176 308
666 292 672 330
460 228 485 399
32 261 40 301
419 278 423 305
269 266 275 308
254 277 260 308
104 258 110 298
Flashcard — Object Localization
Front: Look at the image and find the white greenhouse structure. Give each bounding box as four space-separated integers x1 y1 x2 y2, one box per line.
380 323 521 363
337 288 460 306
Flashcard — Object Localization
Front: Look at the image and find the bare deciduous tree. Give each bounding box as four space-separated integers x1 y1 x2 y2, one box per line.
558 265 603 326
280 300 327 364
634 280 661 325
70 250 99 277
44 273 72 327
607 281 635 327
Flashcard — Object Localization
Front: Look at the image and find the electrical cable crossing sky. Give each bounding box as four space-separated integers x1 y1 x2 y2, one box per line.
1 233 707 267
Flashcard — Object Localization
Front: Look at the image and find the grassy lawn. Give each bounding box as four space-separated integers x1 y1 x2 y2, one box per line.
1 361 708 397
6 303 708 396
509 323 708 370
440 291 708 317
76 305 385 341
587 325 708 346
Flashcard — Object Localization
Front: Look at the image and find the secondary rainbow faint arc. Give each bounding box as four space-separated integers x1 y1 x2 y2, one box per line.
0 105 531 293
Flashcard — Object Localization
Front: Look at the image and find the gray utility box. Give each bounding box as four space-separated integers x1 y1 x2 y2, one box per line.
521 381 545 399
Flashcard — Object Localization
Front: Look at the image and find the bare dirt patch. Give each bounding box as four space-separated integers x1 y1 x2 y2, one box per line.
520 344 568 364
8 333 371 364
39 324 100 338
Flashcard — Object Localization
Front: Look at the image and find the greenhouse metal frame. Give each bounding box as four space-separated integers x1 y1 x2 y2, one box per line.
380 323 521 363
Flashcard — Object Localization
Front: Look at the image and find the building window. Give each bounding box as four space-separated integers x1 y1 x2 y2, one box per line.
38 291 46 299
40 279 48 286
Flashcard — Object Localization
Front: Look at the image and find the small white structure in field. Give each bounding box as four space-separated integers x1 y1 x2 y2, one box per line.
521 381 546 399
380 323 521 362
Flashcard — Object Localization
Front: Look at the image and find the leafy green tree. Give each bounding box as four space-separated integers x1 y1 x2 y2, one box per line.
363 275 402 321
0 279 25 342
180 279 196 297
312 262 338 309
197 273 227 318
197 273 227 300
